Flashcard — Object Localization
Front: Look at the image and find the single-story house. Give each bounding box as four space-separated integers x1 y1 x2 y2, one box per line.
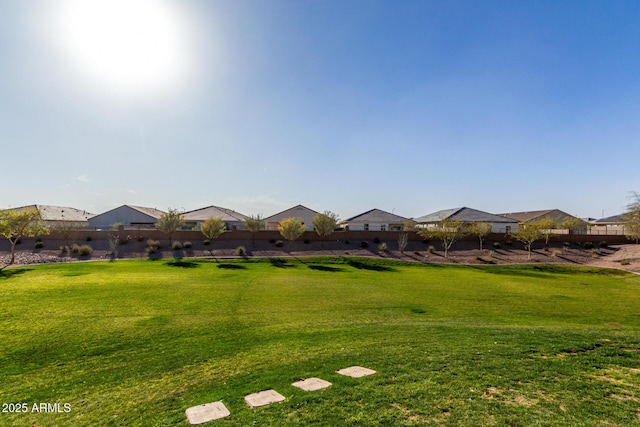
183 205 249 231
264 205 319 231
589 214 626 235
415 207 519 233
8 204 93 228
497 209 584 234
88 205 166 230
339 208 408 231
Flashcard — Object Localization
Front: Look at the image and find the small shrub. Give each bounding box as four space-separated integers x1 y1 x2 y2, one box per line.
493 242 500 249
505 240 512 246
34 241 44 249
146 240 161 251
117 236 129 245
136 235 144 242
543 246 549 251
235 246 246 255
488 250 495 258
378 242 387 252
145 247 157 255
360 241 368 248
303 239 310 244
620 260 631 266
428 245 435 254
60 245 69 254
172 241 183 250
552 249 561 257
414 250 421 256
563 241 570 247
275 240 283 247
373 237 381 244
574 241 582 247
183 241 192 248
85 236 92 242
269 239 276 244
71 244 80 254
598 240 608 248
203 239 211 246
78 245 93 256
583 242 594 249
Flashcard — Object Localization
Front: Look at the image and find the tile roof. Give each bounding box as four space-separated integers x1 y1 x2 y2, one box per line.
13 204 93 222
342 208 408 223
414 207 518 223
183 205 248 222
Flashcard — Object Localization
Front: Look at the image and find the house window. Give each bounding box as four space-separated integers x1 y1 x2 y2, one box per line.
364 224 369 231
380 224 386 231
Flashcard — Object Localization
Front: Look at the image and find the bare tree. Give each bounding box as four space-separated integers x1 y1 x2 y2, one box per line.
397 231 409 253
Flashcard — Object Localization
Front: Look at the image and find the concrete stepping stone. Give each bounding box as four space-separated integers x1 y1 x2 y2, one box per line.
185 401 230 424
337 366 376 378
291 377 333 391
244 389 286 408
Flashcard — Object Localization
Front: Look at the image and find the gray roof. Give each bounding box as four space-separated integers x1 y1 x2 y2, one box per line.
183 205 248 222
125 205 166 219
414 207 518 224
264 204 318 221
91 205 166 221
497 209 574 223
594 214 626 224
13 204 93 222
342 208 408 224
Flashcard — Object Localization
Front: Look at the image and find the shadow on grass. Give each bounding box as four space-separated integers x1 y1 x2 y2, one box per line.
346 259 397 272
308 265 343 272
269 258 295 268
217 264 247 270
0 268 34 279
165 261 200 268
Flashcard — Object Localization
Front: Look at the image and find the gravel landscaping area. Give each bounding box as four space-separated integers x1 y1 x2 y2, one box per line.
2 238 639 273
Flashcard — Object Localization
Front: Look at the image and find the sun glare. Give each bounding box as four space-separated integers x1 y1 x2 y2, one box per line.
50 0 193 100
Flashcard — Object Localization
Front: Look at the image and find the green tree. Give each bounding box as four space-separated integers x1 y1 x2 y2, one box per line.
536 217 557 247
403 219 418 231
466 222 492 251
312 211 339 247
0 207 50 269
155 208 184 244
202 216 225 240
244 214 265 246
513 219 548 259
417 218 466 258
559 216 588 235
278 217 306 247
624 191 640 244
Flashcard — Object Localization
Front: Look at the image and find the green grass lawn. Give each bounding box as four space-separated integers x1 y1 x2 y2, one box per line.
1 257 639 426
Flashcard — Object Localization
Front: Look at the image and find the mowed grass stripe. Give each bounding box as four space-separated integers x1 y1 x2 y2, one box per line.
0 258 638 426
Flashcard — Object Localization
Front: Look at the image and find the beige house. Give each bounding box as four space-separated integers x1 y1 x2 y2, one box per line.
339 208 407 231
415 207 519 233
183 206 249 231
264 205 319 231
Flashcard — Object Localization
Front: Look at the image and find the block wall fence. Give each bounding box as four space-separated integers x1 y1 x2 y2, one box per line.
38 230 632 245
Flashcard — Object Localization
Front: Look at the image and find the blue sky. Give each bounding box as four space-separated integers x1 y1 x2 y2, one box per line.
1 0 639 220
